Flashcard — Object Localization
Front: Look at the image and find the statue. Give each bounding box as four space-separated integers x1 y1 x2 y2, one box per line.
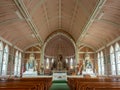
40 63 44 74
23 53 37 76
57 60 63 71
57 55 63 71
26 53 36 71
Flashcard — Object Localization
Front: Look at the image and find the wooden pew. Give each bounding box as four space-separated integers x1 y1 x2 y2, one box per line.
0 77 52 90
67 77 120 90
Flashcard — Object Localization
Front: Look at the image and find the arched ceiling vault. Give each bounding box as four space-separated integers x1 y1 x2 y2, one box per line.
0 0 119 51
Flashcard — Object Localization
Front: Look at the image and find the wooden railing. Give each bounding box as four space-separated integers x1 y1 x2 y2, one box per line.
0 77 52 90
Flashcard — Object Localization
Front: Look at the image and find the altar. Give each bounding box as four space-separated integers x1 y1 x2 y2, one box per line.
52 72 67 81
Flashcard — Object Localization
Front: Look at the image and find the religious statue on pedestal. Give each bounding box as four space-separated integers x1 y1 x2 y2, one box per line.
23 53 37 76
26 53 36 71
57 55 63 71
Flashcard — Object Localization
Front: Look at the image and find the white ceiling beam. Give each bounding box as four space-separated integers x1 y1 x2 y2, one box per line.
96 36 120 52
76 0 106 46
14 0 43 45
78 43 97 51
0 3 15 6
107 36 120 47
78 52 95 54
25 51 41 53
0 36 23 52
23 43 41 51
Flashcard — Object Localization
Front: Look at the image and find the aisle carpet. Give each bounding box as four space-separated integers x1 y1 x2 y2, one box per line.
50 80 70 90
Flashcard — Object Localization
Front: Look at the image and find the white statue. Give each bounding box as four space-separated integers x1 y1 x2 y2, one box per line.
26 53 36 71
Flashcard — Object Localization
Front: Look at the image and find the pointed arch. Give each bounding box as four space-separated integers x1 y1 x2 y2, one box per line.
14 51 19 76
18 52 22 76
0 41 3 74
110 45 116 75
97 53 101 75
2 45 9 75
115 43 120 75
97 51 105 75
100 51 104 75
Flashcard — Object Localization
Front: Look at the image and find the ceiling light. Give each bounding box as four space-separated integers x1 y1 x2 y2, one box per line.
98 11 104 20
31 34 35 38
15 10 23 20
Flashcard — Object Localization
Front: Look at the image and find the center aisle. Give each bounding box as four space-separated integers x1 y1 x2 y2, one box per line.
49 80 70 90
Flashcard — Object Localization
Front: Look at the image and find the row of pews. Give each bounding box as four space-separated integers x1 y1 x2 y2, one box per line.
68 76 120 90
0 77 52 90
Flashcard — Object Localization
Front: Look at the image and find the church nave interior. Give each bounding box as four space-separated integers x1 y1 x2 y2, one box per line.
0 0 120 90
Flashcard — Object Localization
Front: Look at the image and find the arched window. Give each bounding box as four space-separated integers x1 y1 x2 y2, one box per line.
100 51 104 75
66 58 68 63
70 58 73 69
14 51 19 76
2 45 9 75
18 52 22 76
14 51 22 76
46 58 49 69
97 53 101 75
0 41 3 74
110 46 116 75
115 43 120 75
97 51 104 75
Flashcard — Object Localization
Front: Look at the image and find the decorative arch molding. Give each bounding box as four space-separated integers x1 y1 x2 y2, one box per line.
23 43 41 51
44 29 76 50
40 30 77 64
78 43 96 51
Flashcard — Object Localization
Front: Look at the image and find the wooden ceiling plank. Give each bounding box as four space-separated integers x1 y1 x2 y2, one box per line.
0 18 23 26
31 0 45 16
58 0 62 29
77 0 89 16
76 0 106 46
69 0 79 33
97 19 120 27
43 3 51 33
14 0 43 45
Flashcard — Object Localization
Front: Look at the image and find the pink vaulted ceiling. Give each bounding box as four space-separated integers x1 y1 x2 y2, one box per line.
82 0 120 49
0 0 120 50
45 35 75 56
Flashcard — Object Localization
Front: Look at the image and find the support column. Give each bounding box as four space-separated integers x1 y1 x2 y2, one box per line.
75 45 79 64
104 46 108 75
40 45 44 74
20 52 25 77
93 53 97 74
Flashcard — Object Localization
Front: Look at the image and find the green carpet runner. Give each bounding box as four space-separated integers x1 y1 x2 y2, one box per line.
50 80 70 90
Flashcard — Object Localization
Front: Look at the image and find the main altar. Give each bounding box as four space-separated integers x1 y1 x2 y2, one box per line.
52 71 67 81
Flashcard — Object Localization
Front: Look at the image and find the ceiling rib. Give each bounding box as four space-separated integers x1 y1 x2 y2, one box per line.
69 0 78 33
43 3 50 33
14 0 43 45
76 0 106 46
58 0 62 29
